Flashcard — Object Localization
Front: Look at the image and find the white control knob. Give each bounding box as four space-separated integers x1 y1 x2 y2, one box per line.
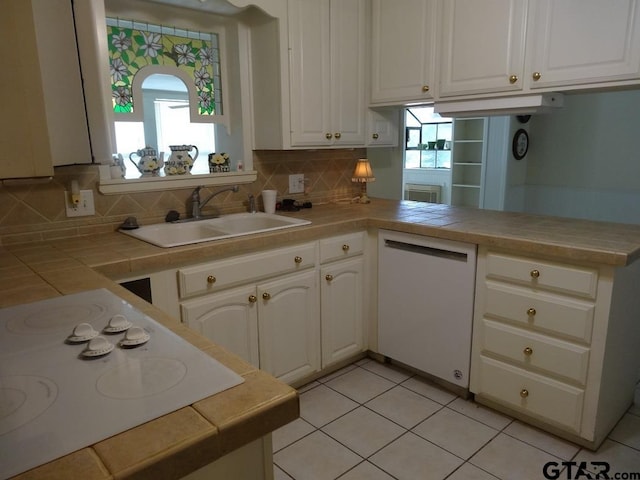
67 322 99 343
119 326 150 347
104 314 132 333
81 336 114 357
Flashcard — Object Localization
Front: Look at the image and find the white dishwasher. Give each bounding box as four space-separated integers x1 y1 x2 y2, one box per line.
378 230 477 389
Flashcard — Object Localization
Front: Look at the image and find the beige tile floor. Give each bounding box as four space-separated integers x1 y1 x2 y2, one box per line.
272 358 640 480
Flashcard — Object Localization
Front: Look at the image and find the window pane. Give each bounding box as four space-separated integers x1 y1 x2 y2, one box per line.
405 151 421 169
406 128 421 149
422 124 437 142
114 121 145 178
438 123 453 141
420 151 436 169
436 151 451 169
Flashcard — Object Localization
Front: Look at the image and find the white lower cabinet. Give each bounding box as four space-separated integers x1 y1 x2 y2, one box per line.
179 232 367 386
471 247 640 448
258 270 320 384
320 257 364 367
181 285 260 368
182 269 320 385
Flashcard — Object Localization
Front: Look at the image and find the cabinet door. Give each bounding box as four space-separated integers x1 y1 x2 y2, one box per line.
526 0 640 89
181 285 260 368
288 0 366 147
288 0 332 146
366 109 399 147
329 0 366 146
258 270 320 385
370 0 436 104
1 0 91 179
439 0 527 97
321 257 364 367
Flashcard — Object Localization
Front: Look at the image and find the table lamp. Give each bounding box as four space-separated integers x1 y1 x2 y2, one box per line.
352 158 375 203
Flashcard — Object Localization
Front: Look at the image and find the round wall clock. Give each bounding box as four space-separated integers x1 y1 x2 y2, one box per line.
512 128 529 160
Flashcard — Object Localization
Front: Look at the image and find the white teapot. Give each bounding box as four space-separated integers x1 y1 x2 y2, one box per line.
165 144 199 175
129 146 164 176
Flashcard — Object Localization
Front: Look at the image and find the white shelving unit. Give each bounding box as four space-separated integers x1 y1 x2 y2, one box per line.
450 117 487 208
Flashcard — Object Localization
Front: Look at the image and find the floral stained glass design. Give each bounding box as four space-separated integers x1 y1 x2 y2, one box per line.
106 18 222 116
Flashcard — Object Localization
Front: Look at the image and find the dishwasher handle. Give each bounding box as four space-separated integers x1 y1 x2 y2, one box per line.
384 239 468 262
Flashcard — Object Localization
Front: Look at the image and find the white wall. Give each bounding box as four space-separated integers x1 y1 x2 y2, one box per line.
522 90 640 224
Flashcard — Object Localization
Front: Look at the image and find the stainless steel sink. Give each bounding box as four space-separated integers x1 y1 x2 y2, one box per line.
120 213 311 248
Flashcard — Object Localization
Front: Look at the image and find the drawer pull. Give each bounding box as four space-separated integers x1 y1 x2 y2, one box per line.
325 274 334 282
509 74 518 84
530 269 540 279
248 295 257 303
262 292 271 300
520 388 529 398
294 256 303 264
342 244 350 252
207 275 216 284
527 307 537 317
523 347 533 356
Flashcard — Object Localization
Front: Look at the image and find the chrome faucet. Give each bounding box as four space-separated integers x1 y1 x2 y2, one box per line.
248 194 257 213
190 185 239 219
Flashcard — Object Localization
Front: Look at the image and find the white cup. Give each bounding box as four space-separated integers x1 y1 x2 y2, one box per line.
262 190 277 214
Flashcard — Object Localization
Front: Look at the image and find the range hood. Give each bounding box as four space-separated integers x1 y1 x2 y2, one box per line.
434 93 564 117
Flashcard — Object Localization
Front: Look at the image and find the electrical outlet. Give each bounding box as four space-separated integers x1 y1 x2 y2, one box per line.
65 190 96 217
288 174 305 194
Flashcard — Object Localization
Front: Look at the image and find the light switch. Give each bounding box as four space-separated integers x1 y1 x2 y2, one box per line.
65 190 96 217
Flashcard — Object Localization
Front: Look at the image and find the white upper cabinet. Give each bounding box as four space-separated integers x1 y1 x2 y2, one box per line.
526 0 640 89
1 0 92 180
438 0 528 97
288 0 366 147
370 0 437 104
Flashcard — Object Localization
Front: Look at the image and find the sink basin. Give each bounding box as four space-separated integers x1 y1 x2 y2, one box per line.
120 213 311 248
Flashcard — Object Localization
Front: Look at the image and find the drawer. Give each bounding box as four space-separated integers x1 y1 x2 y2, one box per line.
475 355 584 432
484 281 595 343
319 231 365 264
486 252 598 299
480 319 590 384
178 242 317 298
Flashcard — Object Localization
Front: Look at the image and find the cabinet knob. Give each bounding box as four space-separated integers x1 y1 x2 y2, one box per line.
294 256 303 264
523 346 533 356
342 244 350 252
248 295 257 303
372 133 379 140
334 132 341 139
520 388 529 398
422 85 430 92
207 275 216 284
527 307 537 317
325 274 334 282
530 269 540 279
532 71 542 81
509 74 518 84
325 133 333 140
262 292 271 300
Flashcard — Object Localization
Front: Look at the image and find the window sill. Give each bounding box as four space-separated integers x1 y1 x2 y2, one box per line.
98 170 257 195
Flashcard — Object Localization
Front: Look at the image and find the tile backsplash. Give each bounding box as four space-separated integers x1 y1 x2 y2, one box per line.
0 149 365 245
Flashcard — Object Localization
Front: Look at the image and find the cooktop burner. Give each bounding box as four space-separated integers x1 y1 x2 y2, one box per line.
0 289 244 479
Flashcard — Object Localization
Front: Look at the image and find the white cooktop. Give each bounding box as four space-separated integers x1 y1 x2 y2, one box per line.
0 289 244 479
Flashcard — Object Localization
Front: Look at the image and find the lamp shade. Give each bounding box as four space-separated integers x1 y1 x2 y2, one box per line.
352 158 375 183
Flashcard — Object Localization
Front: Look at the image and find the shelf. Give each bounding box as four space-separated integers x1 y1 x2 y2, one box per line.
98 170 257 195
